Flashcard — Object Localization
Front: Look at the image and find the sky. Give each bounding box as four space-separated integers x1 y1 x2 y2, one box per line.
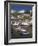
10 4 32 11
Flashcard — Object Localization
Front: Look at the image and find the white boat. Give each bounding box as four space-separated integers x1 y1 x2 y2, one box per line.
20 28 26 32
21 20 32 26
22 32 29 35
12 22 19 26
16 27 26 32
11 16 15 19
21 22 29 25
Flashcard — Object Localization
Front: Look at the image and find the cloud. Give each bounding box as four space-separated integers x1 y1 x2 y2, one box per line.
18 10 25 13
11 10 16 13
